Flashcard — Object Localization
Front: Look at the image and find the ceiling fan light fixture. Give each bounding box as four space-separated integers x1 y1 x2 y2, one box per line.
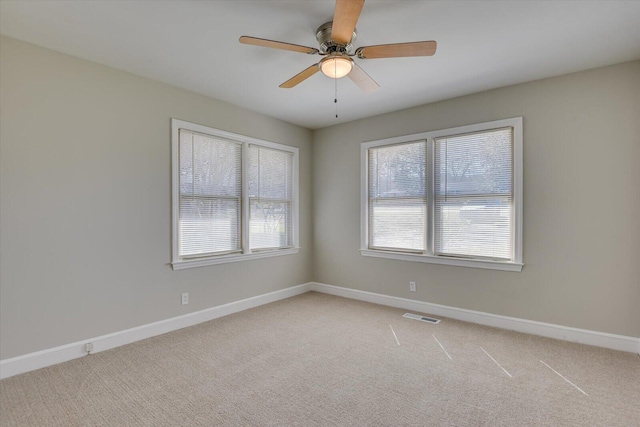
320 55 353 79
241 0 435 91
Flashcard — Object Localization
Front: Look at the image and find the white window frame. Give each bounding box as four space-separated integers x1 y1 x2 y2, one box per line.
171 119 299 270
361 117 523 272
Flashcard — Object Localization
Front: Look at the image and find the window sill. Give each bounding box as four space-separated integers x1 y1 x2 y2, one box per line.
360 249 523 272
172 248 300 270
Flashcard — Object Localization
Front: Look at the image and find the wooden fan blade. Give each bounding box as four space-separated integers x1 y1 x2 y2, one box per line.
348 63 379 93
239 36 319 55
331 0 365 44
356 41 437 59
279 64 320 88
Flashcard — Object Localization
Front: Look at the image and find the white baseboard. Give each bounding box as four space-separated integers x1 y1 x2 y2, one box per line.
309 282 640 354
3 281 637 380
0 283 312 380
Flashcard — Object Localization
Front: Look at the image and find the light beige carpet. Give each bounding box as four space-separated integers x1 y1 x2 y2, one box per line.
1 292 639 426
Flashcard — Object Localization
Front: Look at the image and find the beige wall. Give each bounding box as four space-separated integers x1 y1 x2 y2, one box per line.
1 35 638 361
313 60 640 338
0 36 314 359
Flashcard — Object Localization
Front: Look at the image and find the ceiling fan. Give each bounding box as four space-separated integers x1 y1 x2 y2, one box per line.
239 0 437 93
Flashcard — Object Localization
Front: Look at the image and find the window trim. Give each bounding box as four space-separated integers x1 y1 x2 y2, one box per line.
171 119 299 270
361 117 523 272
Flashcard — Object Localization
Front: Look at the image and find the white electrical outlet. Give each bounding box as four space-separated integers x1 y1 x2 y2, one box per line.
85 342 94 353
409 281 416 292
181 292 189 305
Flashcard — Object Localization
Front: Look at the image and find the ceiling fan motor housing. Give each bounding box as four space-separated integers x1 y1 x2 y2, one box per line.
316 22 356 54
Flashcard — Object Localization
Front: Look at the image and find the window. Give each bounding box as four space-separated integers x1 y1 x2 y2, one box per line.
172 119 299 270
368 141 427 252
248 144 294 250
361 117 523 271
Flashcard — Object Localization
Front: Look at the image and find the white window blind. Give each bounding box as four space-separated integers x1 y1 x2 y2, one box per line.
434 127 513 260
368 141 427 252
178 129 242 258
361 117 522 271
172 119 299 269
248 145 294 250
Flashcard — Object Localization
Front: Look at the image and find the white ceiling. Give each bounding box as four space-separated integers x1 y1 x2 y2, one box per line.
1 0 639 129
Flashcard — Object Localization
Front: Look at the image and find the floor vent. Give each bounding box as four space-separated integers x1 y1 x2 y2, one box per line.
403 313 441 324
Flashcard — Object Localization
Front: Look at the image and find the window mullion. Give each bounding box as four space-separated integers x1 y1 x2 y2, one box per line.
241 141 250 254
426 137 435 256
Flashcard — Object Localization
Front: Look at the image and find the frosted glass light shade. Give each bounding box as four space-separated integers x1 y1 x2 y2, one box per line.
320 56 353 78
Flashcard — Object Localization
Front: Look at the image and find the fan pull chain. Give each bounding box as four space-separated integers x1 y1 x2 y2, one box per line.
334 61 339 118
